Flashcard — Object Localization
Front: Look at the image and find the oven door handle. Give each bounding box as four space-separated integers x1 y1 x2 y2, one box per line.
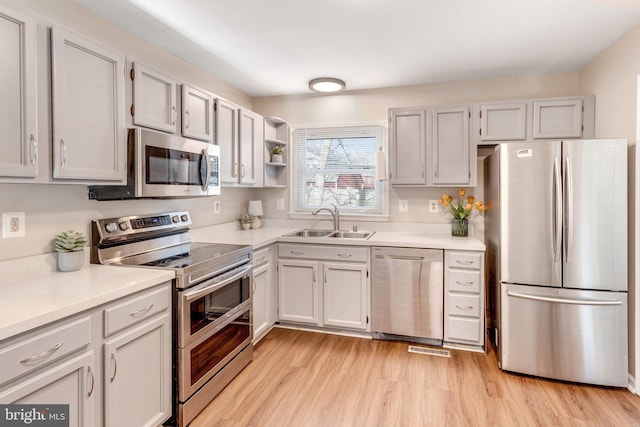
183 263 253 303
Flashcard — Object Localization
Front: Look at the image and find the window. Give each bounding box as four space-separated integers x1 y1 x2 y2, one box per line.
292 125 387 216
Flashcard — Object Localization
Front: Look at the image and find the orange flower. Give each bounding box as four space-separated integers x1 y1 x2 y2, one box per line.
475 201 484 212
442 193 452 203
467 196 474 204
465 203 473 211
458 189 466 197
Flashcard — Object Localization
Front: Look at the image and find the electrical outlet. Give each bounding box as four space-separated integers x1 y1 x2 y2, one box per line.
429 200 439 213
399 200 409 213
213 200 221 214
277 199 285 211
2 212 25 238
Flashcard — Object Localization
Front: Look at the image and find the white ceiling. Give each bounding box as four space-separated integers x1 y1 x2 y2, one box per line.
74 0 640 98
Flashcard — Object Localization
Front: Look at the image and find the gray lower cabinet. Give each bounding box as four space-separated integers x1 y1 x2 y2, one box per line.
277 244 370 332
0 282 172 427
444 250 485 349
253 245 277 343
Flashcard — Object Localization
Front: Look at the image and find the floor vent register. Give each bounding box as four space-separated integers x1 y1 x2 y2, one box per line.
407 346 451 358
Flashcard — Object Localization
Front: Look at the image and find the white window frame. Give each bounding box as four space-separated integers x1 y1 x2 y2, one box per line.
290 123 389 220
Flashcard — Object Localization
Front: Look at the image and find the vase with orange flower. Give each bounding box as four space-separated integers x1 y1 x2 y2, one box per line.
438 189 485 237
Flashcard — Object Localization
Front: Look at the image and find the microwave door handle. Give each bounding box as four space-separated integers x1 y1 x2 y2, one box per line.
183 263 253 303
201 149 211 192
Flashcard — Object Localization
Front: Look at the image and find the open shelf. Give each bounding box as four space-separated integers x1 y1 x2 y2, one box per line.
263 116 290 187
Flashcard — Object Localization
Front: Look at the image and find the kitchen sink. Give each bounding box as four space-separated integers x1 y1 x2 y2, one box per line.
285 229 334 237
284 229 374 240
328 231 375 239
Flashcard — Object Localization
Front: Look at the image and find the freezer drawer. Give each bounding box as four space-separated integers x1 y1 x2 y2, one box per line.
500 283 627 387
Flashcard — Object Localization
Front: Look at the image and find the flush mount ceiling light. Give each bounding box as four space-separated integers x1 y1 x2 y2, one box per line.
308 77 346 93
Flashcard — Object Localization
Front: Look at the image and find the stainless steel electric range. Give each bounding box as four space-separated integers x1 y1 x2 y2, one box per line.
91 211 253 427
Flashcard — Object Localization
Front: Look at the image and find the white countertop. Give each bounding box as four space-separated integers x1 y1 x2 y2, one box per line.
190 222 486 251
0 253 174 342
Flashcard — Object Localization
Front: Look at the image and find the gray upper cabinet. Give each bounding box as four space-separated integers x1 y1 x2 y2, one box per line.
51 27 126 182
0 4 37 178
389 108 426 185
238 108 264 186
181 84 214 142
216 98 239 184
131 61 177 133
532 98 583 139
479 102 527 142
430 104 472 186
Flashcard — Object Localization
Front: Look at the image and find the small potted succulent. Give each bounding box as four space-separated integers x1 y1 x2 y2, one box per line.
270 145 285 163
55 230 87 272
237 213 254 231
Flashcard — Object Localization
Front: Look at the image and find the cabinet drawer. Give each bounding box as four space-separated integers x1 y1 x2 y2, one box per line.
0 316 91 386
104 285 170 337
448 270 481 293
448 294 481 318
447 252 481 270
278 244 368 263
446 317 482 343
253 246 271 267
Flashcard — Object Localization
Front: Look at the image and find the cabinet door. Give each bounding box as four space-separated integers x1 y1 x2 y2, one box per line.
0 5 37 178
103 315 171 427
431 105 471 185
238 109 264 185
216 99 239 183
479 102 527 142
51 27 126 182
253 262 271 342
533 98 583 139
323 262 369 331
277 259 319 325
389 108 426 185
0 351 95 427
181 84 214 142
131 62 177 133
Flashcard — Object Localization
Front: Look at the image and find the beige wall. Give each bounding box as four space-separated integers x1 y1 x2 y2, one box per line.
253 73 580 225
0 0 257 261
579 24 640 384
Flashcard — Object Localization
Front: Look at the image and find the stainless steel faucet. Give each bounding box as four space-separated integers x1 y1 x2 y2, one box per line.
312 203 341 231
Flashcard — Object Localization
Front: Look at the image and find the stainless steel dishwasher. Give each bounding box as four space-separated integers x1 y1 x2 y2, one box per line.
371 246 444 345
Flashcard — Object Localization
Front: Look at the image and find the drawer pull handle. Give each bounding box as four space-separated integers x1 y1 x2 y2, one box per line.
455 281 474 286
455 305 474 311
291 251 304 255
110 352 117 382
337 253 352 258
129 304 154 318
455 260 474 265
256 256 266 264
20 343 63 364
87 365 95 397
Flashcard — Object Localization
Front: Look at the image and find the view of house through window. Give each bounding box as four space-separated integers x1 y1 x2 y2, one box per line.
293 126 386 215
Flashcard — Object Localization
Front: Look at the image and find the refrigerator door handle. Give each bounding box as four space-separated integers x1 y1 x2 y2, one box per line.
507 290 622 306
565 156 574 263
553 157 562 262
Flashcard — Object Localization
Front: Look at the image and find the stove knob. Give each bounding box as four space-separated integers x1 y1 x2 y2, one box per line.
181 214 189 222
104 222 118 233
172 215 180 223
118 221 130 231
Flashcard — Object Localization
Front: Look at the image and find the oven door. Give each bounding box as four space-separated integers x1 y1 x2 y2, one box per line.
178 263 253 348
135 127 220 198
178 306 252 401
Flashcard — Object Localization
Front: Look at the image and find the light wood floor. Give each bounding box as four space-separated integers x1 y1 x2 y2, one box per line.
191 327 640 427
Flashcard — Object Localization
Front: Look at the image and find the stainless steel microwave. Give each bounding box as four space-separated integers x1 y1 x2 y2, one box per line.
88 128 220 200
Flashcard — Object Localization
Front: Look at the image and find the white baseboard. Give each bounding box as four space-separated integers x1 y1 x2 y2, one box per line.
629 373 637 394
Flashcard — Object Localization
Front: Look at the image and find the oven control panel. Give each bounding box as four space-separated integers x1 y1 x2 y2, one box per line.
94 211 192 239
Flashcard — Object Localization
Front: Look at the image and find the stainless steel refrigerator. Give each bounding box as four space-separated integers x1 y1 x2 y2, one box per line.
485 139 628 387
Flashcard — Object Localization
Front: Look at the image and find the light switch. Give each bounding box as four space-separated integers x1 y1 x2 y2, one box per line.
277 199 285 211
399 200 408 213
